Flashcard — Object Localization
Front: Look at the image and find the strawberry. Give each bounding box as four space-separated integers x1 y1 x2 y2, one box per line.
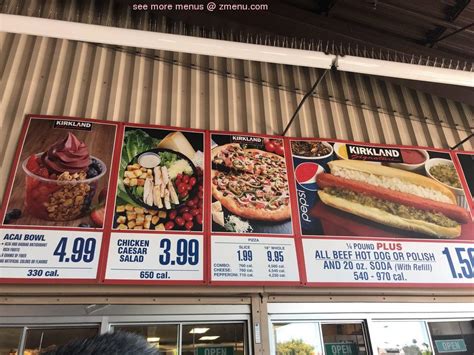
90 205 105 227
26 155 40 172
37 167 50 178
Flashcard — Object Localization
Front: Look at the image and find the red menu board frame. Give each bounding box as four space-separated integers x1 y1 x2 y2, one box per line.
0 115 472 287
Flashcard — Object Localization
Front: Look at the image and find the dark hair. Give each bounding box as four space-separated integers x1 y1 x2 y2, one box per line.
42 331 160 355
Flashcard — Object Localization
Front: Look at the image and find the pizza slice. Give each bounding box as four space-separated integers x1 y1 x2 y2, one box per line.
211 143 255 173
211 143 291 222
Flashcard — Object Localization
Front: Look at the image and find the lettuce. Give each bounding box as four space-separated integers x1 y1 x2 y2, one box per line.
159 151 178 168
117 129 160 205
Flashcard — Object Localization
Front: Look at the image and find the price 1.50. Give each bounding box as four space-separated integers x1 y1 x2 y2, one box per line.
159 238 199 266
53 237 96 263
442 247 474 279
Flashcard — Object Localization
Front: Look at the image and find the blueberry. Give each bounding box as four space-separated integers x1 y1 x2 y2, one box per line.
92 163 102 173
78 223 91 228
87 167 99 178
84 195 93 206
8 209 22 219
3 215 11 224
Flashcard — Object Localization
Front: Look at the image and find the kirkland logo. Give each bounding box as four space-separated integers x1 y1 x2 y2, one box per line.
53 120 92 131
231 135 263 145
347 144 402 162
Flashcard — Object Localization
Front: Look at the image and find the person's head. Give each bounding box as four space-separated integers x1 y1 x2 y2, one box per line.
42 331 160 355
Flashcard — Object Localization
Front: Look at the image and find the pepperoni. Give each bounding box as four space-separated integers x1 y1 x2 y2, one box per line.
317 173 470 224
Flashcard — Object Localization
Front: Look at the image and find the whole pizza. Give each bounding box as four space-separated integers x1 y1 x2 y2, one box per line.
211 143 291 222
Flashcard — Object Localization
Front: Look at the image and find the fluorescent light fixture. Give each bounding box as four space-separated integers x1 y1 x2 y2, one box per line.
147 337 160 342
0 14 334 70
199 336 220 341
189 328 210 334
1 14 471 86
337 55 474 87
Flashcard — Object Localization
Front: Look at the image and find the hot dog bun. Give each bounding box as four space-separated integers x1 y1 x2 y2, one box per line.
317 160 468 238
328 160 456 204
318 190 461 238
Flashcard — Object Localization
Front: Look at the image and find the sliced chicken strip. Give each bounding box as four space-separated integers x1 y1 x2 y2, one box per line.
164 189 171 209
168 181 180 205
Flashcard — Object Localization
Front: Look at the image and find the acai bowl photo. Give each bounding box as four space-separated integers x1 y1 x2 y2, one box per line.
2 117 116 228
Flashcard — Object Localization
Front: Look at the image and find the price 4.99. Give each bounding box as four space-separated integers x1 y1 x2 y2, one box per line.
53 237 96 263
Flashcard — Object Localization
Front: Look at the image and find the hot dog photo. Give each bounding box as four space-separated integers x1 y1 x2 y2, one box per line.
291 139 473 240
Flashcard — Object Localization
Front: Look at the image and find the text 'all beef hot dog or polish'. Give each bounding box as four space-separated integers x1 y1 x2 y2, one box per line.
316 160 471 239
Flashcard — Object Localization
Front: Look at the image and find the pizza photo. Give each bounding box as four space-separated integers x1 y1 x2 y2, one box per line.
210 134 292 235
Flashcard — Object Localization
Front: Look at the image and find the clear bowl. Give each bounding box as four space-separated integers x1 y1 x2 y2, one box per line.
22 154 106 221
425 158 467 209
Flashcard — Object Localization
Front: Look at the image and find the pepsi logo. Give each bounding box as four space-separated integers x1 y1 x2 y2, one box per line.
294 162 325 192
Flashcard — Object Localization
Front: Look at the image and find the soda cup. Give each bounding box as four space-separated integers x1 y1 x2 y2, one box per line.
291 141 334 234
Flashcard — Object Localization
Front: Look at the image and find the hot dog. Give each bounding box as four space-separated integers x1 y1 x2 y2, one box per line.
316 160 470 238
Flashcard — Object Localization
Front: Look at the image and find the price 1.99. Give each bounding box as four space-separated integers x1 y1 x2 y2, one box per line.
53 237 96 263
158 238 199 266
442 247 474 279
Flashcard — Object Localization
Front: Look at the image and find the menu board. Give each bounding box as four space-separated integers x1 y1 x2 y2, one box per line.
207 133 301 285
0 116 119 281
289 139 473 286
1 115 472 287
103 124 207 284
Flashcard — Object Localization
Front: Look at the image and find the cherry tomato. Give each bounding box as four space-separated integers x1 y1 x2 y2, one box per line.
195 214 203 224
198 190 203 199
183 212 193 221
185 221 194 230
265 142 275 152
179 207 190 214
187 185 193 191
186 200 195 208
189 176 197 186
177 184 186 194
198 185 203 192
169 210 177 220
177 173 182 180
190 208 200 216
275 145 285 156
263 138 270 145
175 216 185 227
182 175 190 184
179 191 188 199
164 221 175 230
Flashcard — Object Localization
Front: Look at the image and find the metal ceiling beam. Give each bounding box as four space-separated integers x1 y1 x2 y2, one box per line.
266 2 472 61
426 0 471 47
429 22 474 44
375 1 474 34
